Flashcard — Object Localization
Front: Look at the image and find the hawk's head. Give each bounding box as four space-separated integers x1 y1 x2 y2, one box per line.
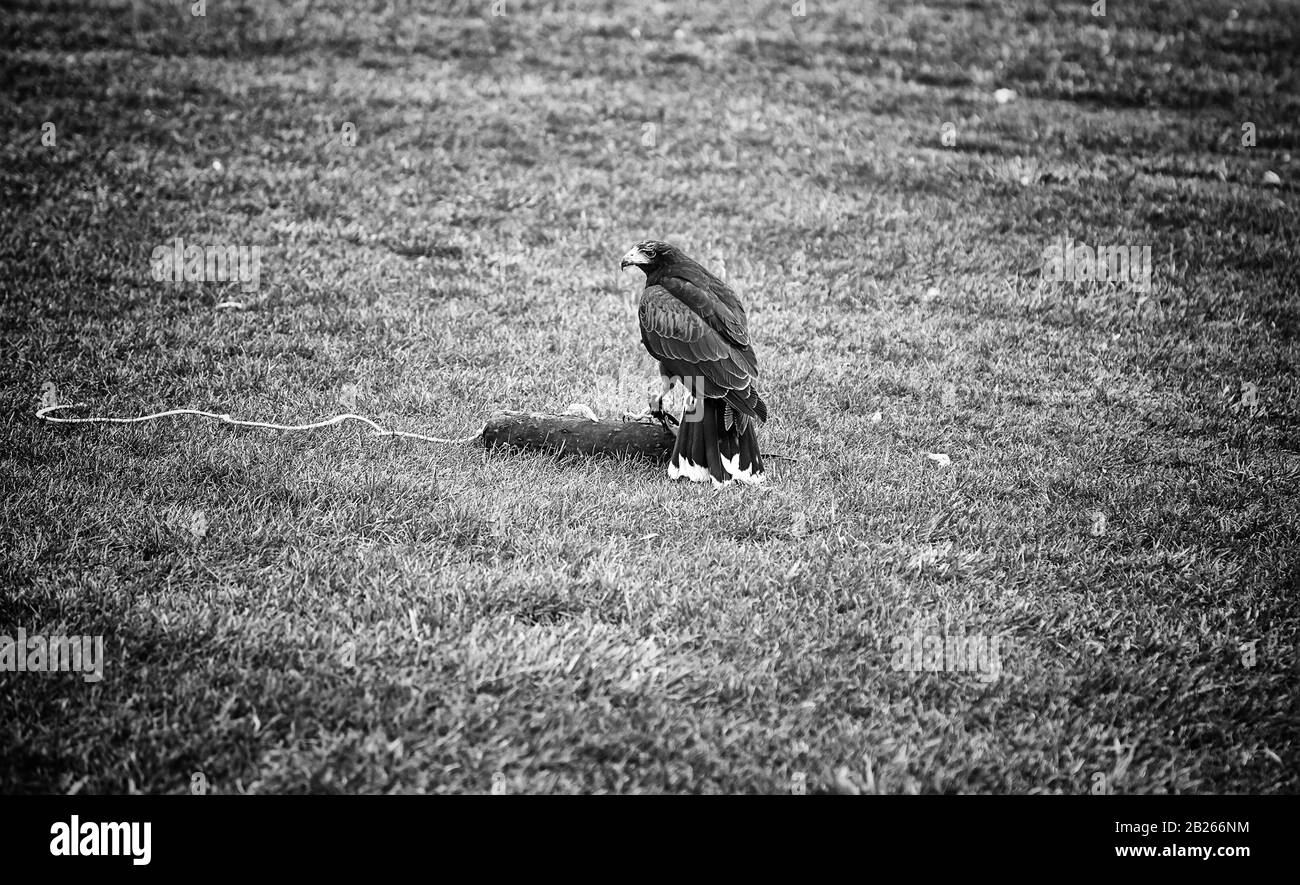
620 240 681 273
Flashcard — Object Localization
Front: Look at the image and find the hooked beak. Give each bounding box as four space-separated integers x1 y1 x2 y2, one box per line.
620 247 649 270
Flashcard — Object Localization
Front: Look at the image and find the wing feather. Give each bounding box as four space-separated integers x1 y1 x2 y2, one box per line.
657 273 750 349
638 285 760 402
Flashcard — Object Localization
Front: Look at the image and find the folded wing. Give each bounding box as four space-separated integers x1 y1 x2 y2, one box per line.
638 284 766 421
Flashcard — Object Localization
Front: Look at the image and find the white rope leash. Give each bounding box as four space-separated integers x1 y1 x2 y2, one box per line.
36 404 483 445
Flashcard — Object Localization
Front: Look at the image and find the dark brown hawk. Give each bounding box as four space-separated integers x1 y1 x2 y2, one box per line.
620 240 767 486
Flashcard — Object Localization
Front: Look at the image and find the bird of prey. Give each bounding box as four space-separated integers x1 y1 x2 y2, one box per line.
620 240 767 486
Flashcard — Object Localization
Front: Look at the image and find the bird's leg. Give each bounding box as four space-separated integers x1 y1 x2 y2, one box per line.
680 375 707 424
649 374 674 419
623 374 679 432
650 375 680 433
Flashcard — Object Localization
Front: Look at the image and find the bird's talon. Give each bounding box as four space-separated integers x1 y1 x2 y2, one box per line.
651 409 680 427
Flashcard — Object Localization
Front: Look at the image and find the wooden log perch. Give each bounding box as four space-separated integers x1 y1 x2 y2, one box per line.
481 410 676 461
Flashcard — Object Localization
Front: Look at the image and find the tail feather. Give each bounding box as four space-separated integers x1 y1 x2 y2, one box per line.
668 397 764 486
668 398 710 483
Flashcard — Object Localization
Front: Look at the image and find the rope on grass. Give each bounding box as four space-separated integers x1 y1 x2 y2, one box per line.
35 403 484 445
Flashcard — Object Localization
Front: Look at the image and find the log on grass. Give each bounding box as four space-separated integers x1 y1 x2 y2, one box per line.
481 410 675 461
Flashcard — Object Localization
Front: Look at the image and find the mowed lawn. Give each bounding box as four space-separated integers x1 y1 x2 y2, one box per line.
2 0 1297 793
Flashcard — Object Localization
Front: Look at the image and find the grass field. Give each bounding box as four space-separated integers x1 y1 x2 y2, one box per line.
2 0 1298 793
